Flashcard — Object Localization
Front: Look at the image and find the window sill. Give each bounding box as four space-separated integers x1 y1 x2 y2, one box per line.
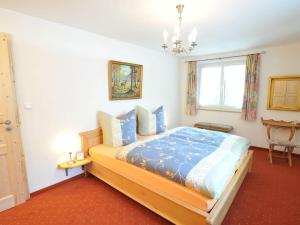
197 106 242 113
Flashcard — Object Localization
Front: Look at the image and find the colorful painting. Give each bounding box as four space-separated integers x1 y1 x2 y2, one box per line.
109 61 143 100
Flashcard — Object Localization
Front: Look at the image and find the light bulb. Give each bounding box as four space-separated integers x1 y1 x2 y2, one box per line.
192 27 197 42
175 25 181 40
163 31 168 44
172 36 176 43
188 33 193 45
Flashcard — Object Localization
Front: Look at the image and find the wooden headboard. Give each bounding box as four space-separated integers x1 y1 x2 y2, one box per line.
79 128 103 157
80 116 140 156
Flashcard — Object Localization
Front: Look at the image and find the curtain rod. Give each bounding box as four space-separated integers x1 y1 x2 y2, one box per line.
185 51 266 63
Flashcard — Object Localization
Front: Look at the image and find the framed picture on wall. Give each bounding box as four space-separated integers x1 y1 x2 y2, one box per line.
267 75 300 111
108 60 143 100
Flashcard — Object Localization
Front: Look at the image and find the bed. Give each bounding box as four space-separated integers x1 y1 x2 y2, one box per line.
80 127 253 225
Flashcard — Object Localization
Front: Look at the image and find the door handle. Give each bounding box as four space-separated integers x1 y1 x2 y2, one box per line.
0 120 11 125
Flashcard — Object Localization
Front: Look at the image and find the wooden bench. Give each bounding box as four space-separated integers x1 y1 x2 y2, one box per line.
194 122 233 133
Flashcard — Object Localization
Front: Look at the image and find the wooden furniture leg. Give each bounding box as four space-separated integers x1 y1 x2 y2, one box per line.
287 147 293 167
283 147 287 157
268 145 273 164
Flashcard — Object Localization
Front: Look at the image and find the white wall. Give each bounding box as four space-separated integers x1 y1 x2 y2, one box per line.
1 7 299 193
180 43 300 153
0 8 180 192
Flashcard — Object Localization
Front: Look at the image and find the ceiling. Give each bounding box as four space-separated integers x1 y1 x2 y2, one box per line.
1 0 300 55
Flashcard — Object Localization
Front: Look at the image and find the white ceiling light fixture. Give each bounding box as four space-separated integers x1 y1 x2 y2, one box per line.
162 4 197 54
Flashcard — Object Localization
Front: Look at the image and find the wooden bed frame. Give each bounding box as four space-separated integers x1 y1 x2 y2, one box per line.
79 128 253 225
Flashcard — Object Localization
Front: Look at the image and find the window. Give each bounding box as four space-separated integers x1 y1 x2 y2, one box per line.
197 59 246 112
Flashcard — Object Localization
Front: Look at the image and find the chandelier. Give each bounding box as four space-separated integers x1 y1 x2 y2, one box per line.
162 4 197 54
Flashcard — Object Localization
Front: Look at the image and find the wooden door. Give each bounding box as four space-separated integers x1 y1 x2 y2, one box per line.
0 33 29 211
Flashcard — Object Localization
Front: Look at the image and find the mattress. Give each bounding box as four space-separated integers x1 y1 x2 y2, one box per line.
117 127 250 199
89 139 218 212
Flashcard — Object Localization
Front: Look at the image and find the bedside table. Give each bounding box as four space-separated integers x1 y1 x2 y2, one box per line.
58 158 91 176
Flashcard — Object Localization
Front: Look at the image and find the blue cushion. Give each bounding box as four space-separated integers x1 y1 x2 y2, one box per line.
154 106 166 134
137 105 167 135
118 110 137 145
99 109 137 147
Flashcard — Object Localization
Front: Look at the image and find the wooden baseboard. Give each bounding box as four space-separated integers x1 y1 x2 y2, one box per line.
250 145 266 150
30 174 84 197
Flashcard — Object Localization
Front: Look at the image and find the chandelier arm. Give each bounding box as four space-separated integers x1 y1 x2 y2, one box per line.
162 4 197 55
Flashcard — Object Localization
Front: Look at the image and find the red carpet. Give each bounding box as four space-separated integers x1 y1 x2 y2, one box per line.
1 148 300 225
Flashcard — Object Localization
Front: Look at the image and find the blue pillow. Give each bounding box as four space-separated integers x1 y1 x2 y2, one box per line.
154 106 166 134
137 106 167 135
99 109 137 147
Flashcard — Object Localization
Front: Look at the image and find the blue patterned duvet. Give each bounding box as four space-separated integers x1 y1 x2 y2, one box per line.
116 127 250 199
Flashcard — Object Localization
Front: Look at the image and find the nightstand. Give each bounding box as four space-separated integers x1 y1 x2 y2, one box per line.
58 158 91 176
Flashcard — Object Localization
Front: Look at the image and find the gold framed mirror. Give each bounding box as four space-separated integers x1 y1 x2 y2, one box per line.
267 75 300 111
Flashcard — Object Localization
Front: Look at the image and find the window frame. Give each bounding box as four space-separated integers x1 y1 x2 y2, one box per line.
197 58 246 113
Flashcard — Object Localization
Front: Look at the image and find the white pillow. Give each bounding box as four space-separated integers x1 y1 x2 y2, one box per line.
137 105 166 136
99 109 137 147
